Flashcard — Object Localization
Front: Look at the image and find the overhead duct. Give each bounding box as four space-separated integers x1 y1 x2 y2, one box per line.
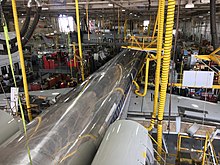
0 0 42 55
0 7 32 44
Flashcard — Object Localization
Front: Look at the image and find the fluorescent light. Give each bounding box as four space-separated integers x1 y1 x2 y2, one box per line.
108 3 113 7
185 3 194 8
134 14 137 17
122 9 125 12
185 0 194 8
129 12 132 15
42 7 49 10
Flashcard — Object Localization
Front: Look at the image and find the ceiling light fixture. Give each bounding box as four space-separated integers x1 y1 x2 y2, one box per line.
42 7 49 10
129 12 132 15
108 3 113 7
185 0 194 8
122 9 125 12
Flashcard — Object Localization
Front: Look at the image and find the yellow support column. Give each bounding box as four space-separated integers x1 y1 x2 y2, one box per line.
11 0 32 121
75 0 85 81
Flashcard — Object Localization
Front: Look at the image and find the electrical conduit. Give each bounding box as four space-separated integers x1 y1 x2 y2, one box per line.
157 0 175 161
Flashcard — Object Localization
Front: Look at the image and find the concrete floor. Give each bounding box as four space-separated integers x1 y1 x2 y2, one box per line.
127 88 220 123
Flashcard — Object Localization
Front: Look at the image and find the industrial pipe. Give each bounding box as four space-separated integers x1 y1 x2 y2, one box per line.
210 0 219 50
0 7 31 44
75 0 85 81
0 1 41 55
11 0 32 121
157 0 175 160
148 0 165 132
0 49 146 164
133 56 150 97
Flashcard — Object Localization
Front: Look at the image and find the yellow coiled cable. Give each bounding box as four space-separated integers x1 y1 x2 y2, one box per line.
157 0 176 161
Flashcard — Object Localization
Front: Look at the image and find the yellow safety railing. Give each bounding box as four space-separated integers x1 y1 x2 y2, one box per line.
176 133 219 165
148 133 167 164
195 47 220 66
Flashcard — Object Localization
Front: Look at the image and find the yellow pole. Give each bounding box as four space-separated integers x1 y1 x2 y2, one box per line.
202 133 209 165
11 0 32 121
152 8 159 39
148 0 163 132
75 0 85 81
157 0 175 161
